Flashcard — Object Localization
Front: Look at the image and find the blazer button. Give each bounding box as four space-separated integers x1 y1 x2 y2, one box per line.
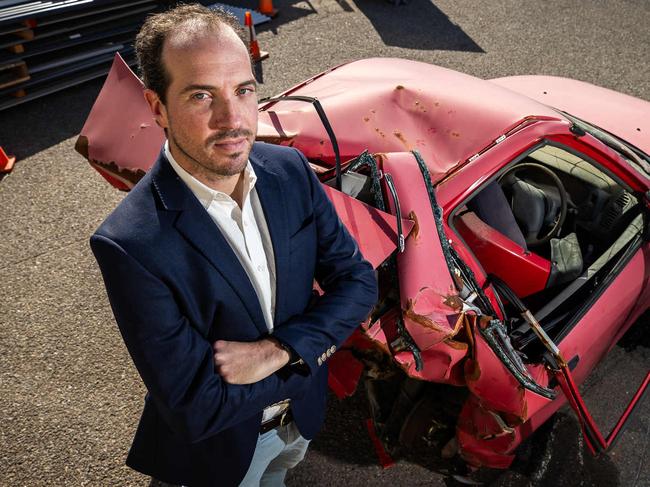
317 357 323 366
330 345 336 354
321 353 327 362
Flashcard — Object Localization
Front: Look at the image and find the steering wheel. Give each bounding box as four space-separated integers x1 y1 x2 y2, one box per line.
498 162 568 247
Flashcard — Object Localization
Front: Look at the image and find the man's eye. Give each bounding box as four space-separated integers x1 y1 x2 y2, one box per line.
192 93 210 101
237 87 254 95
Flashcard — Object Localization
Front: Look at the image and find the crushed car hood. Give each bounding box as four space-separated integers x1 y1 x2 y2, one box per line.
490 75 650 156
257 58 560 182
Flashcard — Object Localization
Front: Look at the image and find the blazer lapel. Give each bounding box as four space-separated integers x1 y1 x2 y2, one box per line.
150 152 269 335
249 149 290 326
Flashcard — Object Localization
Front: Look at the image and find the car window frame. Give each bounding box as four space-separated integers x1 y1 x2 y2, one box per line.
444 126 647 343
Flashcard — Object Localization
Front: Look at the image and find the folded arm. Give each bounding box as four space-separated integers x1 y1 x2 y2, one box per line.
272 150 379 372
212 338 290 384
91 234 309 443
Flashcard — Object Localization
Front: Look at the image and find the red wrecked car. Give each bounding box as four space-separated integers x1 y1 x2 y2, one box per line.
76 55 650 473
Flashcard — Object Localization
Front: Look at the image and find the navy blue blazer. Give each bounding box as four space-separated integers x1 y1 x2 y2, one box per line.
90 142 377 487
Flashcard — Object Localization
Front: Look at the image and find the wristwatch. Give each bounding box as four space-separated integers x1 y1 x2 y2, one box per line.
277 340 305 367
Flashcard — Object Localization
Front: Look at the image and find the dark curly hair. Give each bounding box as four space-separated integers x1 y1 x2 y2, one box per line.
135 3 246 104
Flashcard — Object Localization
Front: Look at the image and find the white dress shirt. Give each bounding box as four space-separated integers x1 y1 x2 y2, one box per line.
165 142 276 331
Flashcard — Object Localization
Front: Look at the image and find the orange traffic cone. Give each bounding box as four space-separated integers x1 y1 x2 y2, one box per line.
0 146 16 173
258 0 278 17
245 11 269 62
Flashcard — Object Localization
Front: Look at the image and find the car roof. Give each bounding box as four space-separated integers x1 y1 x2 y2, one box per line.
491 75 650 156
258 58 562 182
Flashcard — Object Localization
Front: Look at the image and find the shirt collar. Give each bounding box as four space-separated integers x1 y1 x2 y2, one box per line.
164 140 257 209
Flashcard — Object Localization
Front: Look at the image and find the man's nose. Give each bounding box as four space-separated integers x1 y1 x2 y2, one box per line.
210 97 242 130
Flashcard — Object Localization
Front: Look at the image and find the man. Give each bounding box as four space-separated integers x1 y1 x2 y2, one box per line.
90 4 377 487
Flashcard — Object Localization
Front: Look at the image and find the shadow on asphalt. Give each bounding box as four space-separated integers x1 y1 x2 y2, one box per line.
310 388 379 466
246 0 483 54
353 0 484 52
234 0 318 35
0 78 103 160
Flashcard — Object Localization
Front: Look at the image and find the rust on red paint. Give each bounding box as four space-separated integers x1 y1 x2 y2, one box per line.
254 134 297 145
479 411 516 440
463 314 476 357
403 298 446 332
444 339 469 351
256 58 561 180
412 101 428 114
74 134 90 159
465 316 530 420
392 130 411 149
373 153 387 164
407 210 419 240
88 159 146 189
443 294 464 312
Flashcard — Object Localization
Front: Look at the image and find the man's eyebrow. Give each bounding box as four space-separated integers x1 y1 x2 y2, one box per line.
180 84 216 94
238 79 258 88
180 79 257 94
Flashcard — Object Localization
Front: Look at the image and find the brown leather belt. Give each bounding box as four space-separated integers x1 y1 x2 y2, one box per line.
260 409 293 434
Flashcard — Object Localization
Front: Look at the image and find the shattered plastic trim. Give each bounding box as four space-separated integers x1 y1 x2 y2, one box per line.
480 320 556 399
347 152 426 369
393 315 423 371
348 151 386 211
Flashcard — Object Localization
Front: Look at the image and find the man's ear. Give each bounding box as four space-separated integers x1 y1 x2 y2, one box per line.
144 89 169 129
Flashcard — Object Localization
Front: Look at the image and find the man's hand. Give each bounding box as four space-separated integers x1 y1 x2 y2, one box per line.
213 338 291 384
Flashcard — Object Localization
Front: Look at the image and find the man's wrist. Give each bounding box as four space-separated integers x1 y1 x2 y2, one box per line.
269 338 304 367
264 337 291 368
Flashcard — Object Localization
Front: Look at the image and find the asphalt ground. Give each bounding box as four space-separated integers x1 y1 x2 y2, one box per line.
1 1 649 486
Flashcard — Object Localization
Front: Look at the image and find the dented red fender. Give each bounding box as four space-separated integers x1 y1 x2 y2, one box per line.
76 54 164 189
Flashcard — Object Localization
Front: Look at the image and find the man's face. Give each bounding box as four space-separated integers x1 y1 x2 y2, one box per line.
147 28 258 182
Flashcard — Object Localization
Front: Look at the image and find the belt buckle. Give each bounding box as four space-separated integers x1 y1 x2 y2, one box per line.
279 410 290 427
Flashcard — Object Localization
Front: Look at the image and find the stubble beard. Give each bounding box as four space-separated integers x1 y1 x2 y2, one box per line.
168 124 254 181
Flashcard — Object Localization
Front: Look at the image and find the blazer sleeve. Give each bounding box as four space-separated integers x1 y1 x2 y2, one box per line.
90 233 311 444
272 150 379 372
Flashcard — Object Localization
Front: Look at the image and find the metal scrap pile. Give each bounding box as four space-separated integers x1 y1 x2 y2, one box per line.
0 0 171 111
